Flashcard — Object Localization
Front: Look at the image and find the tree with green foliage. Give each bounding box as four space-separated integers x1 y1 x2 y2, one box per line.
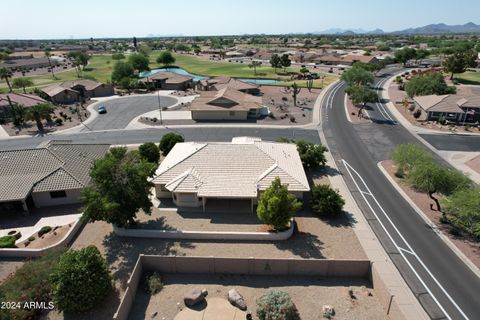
81 147 156 227
256 290 297 320
415 49 430 63
405 72 456 98
442 188 480 239
111 61 135 84
68 51 90 70
50 246 111 313
156 50 176 67
0 67 13 92
25 103 54 132
139 142 160 164
193 45 201 55
138 45 152 57
345 84 378 112
391 143 432 177
299 66 309 76
12 77 33 93
248 60 262 76
112 53 125 60
159 132 184 156
443 50 477 80
269 54 282 73
310 184 345 218
280 54 291 72
394 47 417 66
257 177 301 231
128 52 150 73
341 66 375 86
295 140 328 170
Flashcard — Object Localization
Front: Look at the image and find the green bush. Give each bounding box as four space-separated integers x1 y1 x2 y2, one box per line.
28 236 36 242
38 226 52 237
442 188 480 239
0 236 16 248
310 185 345 217
159 132 184 156
54 118 63 125
438 116 447 125
139 142 160 164
256 290 297 320
391 143 432 176
145 272 163 295
295 140 328 170
0 248 65 320
50 245 112 313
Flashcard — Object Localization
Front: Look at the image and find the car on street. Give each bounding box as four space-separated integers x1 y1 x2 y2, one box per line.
97 105 107 114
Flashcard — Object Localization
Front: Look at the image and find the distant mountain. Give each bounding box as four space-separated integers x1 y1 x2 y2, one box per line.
393 22 480 34
313 28 384 35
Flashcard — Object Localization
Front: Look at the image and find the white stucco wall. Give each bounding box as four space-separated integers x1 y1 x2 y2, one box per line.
155 185 172 199
32 189 82 208
173 192 201 207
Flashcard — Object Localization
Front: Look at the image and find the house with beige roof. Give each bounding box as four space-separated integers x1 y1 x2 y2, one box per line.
41 79 113 104
190 87 264 121
198 76 260 95
0 141 110 213
413 94 480 123
140 72 194 91
0 93 47 120
153 137 310 212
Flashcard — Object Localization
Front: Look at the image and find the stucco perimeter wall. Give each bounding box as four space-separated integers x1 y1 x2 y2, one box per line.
113 255 371 320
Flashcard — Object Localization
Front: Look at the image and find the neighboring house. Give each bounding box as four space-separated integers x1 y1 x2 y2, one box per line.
0 57 61 71
190 87 263 121
342 54 378 65
0 93 47 120
413 94 480 123
41 79 114 104
153 137 310 212
312 54 345 65
140 72 193 91
0 141 110 213
198 76 260 95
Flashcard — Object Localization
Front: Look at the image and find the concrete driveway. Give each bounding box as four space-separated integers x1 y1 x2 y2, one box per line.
82 95 177 131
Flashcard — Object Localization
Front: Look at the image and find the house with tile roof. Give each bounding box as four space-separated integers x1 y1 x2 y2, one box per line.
0 141 110 213
152 137 310 212
140 72 194 91
198 76 260 95
0 93 47 120
190 88 264 121
413 94 480 123
41 79 114 104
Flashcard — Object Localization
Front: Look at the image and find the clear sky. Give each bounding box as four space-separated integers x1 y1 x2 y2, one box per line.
1 0 480 39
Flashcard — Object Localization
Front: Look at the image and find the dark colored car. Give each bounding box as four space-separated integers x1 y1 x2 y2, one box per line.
97 105 107 114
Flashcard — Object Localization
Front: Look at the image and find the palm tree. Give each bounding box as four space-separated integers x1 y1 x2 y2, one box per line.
25 103 54 132
44 49 55 78
0 67 13 92
248 61 261 76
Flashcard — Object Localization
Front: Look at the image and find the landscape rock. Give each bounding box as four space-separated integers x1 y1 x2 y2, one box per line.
322 305 335 318
150 311 158 318
228 289 247 310
183 289 205 307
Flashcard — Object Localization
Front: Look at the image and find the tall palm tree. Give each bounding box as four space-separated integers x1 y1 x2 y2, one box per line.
0 67 13 92
25 103 54 132
44 49 55 78
248 61 261 76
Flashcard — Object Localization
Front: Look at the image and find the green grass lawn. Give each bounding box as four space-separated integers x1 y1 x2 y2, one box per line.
454 71 480 85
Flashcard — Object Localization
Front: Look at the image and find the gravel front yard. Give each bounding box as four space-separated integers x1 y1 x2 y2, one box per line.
130 274 386 320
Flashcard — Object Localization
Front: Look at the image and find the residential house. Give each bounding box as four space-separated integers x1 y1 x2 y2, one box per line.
198 76 260 95
140 72 193 91
0 141 110 213
41 79 114 104
342 54 378 65
413 94 480 123
312 54 345 65
153 137 310 212
0 57 61 71
0 93 47 120
190 88 263 121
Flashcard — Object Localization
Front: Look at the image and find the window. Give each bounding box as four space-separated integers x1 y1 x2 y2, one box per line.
50 190 67 198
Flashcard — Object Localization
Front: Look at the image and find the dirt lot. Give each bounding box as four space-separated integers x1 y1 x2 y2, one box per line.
381 160 480 269
130 274 386 320
2 103 90 136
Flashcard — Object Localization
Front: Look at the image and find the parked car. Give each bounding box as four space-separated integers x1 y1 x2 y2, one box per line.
310 73 320 79
97 105 107 114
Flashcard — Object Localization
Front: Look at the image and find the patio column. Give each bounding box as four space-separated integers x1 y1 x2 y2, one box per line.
202 197 206 212
21 200 29 213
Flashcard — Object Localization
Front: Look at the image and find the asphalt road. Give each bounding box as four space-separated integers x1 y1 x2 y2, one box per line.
322 75 480 319
84 95 177 131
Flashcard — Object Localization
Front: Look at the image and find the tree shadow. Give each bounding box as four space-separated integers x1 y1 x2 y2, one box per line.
273 223 325 259
134 216 178 231
320 211 357 228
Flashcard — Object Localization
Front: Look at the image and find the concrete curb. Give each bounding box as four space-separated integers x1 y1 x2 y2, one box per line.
112 219 294 241
377 161 480 279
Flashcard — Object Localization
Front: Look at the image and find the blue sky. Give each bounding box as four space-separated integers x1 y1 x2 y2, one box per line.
1 0 480 39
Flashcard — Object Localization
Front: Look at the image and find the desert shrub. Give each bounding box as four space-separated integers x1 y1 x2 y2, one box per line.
413 109 421 119
50 245 112 313
438 116 447 125
0 236 16 248
256 290 297 320
442 188 480 239
310 185 345 217
38 226 52 237
145 272 163 295
28 236 36 242
138 142 160 164
55 118 63 125
0 248 65 320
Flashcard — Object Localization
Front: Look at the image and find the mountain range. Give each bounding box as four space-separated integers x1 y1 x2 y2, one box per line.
313 22 480 35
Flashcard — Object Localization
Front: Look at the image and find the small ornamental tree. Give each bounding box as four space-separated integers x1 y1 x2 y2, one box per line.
256 290 297 320
295 140 328 170
50 246 112 313
127 53 150 73
159 132 184 156
139 142 160 164
442 188 480 239
391 143 432 176
310 185 345 217
257 177 301 231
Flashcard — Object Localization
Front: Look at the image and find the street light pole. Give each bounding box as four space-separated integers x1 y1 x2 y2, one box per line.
157 86 163 125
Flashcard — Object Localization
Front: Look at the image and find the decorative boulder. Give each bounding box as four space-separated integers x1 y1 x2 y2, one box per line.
184 289 205 307
228 289 247 310
322 305 335 318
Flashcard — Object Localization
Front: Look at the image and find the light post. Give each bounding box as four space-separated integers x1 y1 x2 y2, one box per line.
157 83 163 125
